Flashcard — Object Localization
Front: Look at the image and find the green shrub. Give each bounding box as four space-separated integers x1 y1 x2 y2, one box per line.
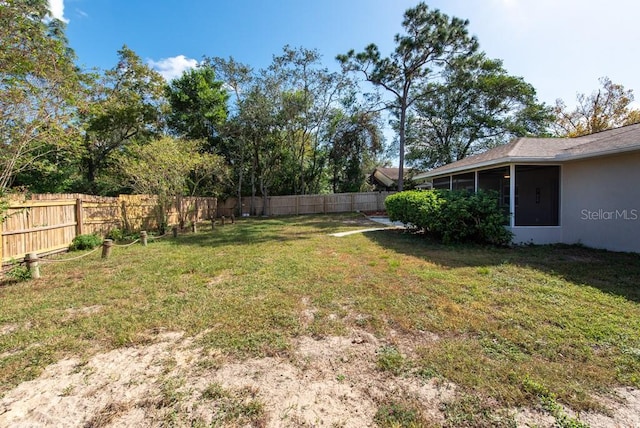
5 262 32 282
106 228 124 241
385 190 442 229
69 234 102 251
437 190 513 246
105 228 139 242
385 189 513 246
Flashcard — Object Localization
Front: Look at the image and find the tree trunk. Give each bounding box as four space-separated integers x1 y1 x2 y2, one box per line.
260 177 268 216
397 100 407 192
237 166 243 217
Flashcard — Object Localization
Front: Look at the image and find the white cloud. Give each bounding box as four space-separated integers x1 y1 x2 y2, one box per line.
47 0 68 23
148 55 199 81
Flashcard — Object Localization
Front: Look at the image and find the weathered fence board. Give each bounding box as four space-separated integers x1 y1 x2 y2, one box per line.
2 194 217 262
219 192 393 217
2 192 390 262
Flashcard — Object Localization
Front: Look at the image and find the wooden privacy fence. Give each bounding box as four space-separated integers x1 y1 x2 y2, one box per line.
1 194 217 263
217 191 394 217
2 191 391 262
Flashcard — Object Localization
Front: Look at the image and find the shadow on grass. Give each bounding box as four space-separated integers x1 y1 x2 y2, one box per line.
364 229 640 303
172 213 375 248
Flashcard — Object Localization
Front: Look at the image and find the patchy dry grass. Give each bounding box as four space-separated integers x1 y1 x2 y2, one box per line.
1 213 639 425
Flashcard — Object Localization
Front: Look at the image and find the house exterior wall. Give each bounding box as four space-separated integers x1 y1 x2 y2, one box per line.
561 152 640 253
510 226 564 245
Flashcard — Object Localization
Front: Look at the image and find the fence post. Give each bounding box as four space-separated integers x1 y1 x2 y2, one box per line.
140 231 147 246
25 253 40 279
101 239 113 259
194 199 199 227
172 226 178 238
75 198 84 237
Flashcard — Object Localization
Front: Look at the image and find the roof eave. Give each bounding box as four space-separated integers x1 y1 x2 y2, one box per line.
556 144 640 161
413 138 640 182
413 156 558 180
373 170 396 187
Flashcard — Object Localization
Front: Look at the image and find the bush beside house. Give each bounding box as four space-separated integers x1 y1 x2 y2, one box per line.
385 190 513 246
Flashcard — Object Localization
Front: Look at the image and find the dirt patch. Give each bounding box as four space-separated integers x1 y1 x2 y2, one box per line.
0 324 20 336
582 387 640 428
63 305 104 321
340 216 379 227
207 270 232 287
0 331 638 427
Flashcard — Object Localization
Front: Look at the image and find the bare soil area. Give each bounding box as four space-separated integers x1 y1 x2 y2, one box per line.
0 330 638 427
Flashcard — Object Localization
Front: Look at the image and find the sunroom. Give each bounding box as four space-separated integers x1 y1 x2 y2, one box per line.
412 123 640 252
429 164 561 244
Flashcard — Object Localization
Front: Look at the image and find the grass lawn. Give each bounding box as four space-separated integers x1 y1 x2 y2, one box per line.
1 213 639 425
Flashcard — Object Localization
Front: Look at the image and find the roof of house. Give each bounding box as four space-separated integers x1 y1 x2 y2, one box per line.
370 167 418 186
414 123 640 180
373 167 415 181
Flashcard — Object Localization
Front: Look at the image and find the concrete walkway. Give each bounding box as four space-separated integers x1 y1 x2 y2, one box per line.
366 216 405 227
329 216 405 237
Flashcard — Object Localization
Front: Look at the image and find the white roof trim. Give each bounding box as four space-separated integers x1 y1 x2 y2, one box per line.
556 144 640 161
413 157 556 180
414 145 640 181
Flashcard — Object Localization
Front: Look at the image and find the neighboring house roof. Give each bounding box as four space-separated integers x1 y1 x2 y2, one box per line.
414 123 640 180
371 167 417 187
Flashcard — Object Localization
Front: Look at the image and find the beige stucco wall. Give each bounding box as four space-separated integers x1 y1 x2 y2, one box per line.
561 151 640 253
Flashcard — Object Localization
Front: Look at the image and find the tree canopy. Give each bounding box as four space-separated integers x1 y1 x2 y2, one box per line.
405 54 552 170
165 66 228 149
553 77 640 137
0 0 81 192
5 0 635 208
338 2 478 190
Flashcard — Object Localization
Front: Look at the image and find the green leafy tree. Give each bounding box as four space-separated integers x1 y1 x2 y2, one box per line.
554 77 640 137
209 47 355 210
205 56 254 211
120 137 226 231
165 66 229 150
236 80 288 213
406 54 552 169
206 56 289 213
269 46 350 195
338 2 478 190
327 108 384 193
80 46 167 194
0 0 81 192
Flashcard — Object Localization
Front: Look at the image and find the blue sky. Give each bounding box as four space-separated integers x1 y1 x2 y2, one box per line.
51 0 639 109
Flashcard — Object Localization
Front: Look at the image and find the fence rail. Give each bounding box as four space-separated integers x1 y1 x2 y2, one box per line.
2 191 392 263
217 191 393 217
1 194 217 263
